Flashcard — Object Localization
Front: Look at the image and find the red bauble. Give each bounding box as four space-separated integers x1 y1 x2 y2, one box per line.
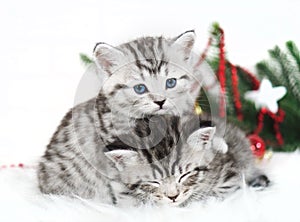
247 134 266 158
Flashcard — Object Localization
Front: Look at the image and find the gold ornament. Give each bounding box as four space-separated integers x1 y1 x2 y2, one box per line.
194 102 202 115
263 150 273 160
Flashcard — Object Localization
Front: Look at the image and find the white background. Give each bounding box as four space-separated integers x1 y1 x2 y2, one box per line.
0 0 299 164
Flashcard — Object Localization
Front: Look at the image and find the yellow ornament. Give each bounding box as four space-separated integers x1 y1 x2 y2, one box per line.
194 102 202 115
263 150 273 160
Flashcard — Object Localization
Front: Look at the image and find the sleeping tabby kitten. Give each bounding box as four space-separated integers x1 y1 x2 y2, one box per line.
38 31 205 201
106 117 269 207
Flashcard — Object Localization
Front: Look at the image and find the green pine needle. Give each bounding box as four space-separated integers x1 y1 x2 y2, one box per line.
286 41 300 71
80 53 94 66
256 61 280 86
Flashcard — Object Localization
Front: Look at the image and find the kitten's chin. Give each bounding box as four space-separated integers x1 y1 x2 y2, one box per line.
154 107 180 116
164 199 187 207
155 109 169 115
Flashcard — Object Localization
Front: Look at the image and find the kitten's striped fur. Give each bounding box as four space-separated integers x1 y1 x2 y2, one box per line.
105 116 269 207
38 31 203 204
37 31 269 206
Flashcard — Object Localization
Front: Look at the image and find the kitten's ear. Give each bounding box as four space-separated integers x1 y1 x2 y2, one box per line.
93 42 124 75
105 150 139 171
187 127 216 149
172 30 195 59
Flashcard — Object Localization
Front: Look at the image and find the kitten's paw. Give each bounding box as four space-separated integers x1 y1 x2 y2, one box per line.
249 174 270 190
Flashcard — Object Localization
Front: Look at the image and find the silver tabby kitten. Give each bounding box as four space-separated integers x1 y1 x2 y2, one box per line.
38 31 205 204
106 117 269 207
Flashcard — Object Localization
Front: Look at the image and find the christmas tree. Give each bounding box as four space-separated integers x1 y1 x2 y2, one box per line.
202 23 300 152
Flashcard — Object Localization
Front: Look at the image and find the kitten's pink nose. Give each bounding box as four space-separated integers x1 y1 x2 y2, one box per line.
154 99 166 109
167 194 179 202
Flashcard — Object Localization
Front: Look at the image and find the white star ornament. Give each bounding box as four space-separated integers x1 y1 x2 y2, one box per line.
244 79 287 113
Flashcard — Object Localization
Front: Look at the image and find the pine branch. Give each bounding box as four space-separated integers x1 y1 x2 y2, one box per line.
268 46 300 103
256 61 280 86
285 41 300 103
79 53 94 66
268 46 291 85
286 41 300 72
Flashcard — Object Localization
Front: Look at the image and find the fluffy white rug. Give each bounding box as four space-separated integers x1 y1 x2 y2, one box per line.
1 152 300 222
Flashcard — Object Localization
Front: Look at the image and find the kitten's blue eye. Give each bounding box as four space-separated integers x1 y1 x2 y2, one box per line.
166 78 177 89
133 84 148 94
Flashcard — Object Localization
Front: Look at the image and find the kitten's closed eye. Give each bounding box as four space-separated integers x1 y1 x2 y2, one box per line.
178 166 208 183
178 171 191 183
145 181 161 187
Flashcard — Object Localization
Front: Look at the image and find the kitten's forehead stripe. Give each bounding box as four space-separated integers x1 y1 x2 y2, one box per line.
185 163 191 171
124 43 143 71
152 168 157 179
157 59 167 74
135 40 147 59
161 161 170 177
152 163 164 177
179 166 183 174
123 38 170 77
145 38 157 63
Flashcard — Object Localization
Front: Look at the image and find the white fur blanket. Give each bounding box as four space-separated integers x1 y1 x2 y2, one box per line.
1 152 299 222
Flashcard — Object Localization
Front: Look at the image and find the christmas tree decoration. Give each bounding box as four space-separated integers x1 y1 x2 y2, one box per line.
194 102 203 115
195 23 299 154
215 26 226 118
253 108 285 146
244 79 287 113
229 63 243 120
247 134 266 158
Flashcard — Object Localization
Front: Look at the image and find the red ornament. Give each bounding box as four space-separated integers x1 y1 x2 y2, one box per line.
247 134 266 158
